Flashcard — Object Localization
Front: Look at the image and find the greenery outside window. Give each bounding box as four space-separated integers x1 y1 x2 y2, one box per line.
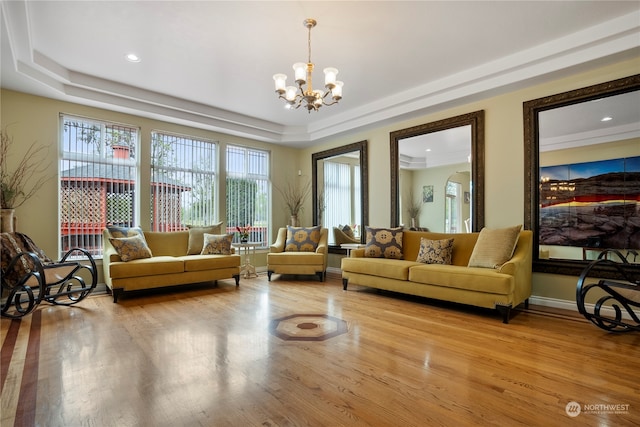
151 132 218 231
226 145 269 247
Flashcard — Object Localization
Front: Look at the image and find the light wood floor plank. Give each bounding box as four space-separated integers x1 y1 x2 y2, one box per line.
1 274 639 426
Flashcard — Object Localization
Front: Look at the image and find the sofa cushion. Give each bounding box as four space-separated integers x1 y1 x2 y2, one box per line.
109 256 184 279
109 235 153 262
182 254 241 272
468 225 521 268
285 226 321 252
341 257 418 281
201 233 233 255
187 222 223 255
416 238 454 264
268 251 324 266
409 264 514 295
364 227 403 259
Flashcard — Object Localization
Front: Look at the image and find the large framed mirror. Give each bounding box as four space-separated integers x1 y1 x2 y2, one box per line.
390 111 485 231
312 140 368 247
524 74 640 277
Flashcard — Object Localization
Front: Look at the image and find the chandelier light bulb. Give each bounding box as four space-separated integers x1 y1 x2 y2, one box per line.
323 68 338 88
285 86 298 102
332 81 343 100
273 74 287 94
293 63 307 84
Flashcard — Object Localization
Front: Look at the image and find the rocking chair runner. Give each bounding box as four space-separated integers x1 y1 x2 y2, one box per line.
576 249 640 332
1 232 97 318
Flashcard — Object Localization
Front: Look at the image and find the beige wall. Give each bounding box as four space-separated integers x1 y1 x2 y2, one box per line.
3 56 639 302
301 57 639 300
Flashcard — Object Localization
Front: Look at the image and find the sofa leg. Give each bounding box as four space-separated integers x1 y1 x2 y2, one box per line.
496 305 512 324
316 271 324 282
342 278 348 290
524 298 529 309
112 288 124 303
233 274 240 287
267 271 273 281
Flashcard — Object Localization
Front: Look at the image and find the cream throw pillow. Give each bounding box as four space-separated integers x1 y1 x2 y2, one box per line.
187 222 223 255
201 233 234 255
467 225 522 268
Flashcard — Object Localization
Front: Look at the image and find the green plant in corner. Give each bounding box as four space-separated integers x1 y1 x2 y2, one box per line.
1 128 51 209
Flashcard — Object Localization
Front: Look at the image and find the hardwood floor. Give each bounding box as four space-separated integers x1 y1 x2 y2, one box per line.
2 274 639 426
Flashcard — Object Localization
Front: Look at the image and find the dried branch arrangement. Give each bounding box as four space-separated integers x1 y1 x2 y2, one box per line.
274 179 311 216
1 128 51 209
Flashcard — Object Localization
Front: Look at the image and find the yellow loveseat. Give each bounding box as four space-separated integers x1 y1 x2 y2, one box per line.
341 229 533 323
103 229 241 302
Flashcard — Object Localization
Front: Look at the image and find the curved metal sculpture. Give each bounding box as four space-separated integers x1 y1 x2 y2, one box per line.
576 249 639 332
1 233 97 318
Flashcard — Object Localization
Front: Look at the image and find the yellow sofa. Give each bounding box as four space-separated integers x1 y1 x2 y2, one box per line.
102 229 241 302
341 230 533 323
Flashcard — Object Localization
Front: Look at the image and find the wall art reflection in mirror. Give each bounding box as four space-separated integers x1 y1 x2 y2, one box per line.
539 155 640 262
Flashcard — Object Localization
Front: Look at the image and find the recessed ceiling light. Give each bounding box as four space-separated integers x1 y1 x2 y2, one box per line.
126 53 141 63
425 148 431 152
601 116 613 122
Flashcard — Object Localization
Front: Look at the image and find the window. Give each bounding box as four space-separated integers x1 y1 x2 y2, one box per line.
60 115 139 257
226 145 269 246
445 180 462 233
324 161 361 239
151 132 218 231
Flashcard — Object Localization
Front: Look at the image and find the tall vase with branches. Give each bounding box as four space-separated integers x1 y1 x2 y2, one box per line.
1 128 50 232
274 179 311 227
405 188 422 229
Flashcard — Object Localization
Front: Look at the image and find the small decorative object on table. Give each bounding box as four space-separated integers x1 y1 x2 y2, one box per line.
576 249 639 332
236 225 251 243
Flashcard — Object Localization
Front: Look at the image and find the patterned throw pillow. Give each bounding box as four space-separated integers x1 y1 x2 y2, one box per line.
109 235 153 262
107 225 145 239
187 222 223 255
341 224 355 239
468 225 522 268
416 238 454 264
201 233 234 255
285 226 321 252
364 226 403 259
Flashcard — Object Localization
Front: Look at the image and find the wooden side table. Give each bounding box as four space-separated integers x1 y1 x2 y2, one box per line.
233 242 259 279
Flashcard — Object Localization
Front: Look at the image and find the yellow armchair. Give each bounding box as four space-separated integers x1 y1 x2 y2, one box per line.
267 227 328 281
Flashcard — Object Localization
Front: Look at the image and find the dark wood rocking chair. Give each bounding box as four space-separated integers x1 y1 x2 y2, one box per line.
1 232 97 318
576 249 639 332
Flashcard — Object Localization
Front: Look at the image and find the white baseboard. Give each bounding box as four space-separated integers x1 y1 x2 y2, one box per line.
529 295 634 320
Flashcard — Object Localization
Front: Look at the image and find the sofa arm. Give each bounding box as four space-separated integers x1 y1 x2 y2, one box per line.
316 243 327 254
497 232 533 304
269 228 287 253
350 248 365 258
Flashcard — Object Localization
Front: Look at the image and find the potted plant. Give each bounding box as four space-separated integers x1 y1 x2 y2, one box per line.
274 179 311 227
1 128 50 232
236 225 251 243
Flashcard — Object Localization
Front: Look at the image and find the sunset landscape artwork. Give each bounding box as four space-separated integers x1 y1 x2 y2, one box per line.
539 156 640 250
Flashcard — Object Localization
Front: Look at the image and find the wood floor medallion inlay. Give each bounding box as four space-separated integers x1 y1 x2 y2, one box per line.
269 314 348 341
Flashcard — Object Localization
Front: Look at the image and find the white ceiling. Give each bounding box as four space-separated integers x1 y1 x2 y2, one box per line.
2 1 639 147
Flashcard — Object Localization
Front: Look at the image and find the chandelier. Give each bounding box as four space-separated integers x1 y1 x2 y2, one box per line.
272 18 343 112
